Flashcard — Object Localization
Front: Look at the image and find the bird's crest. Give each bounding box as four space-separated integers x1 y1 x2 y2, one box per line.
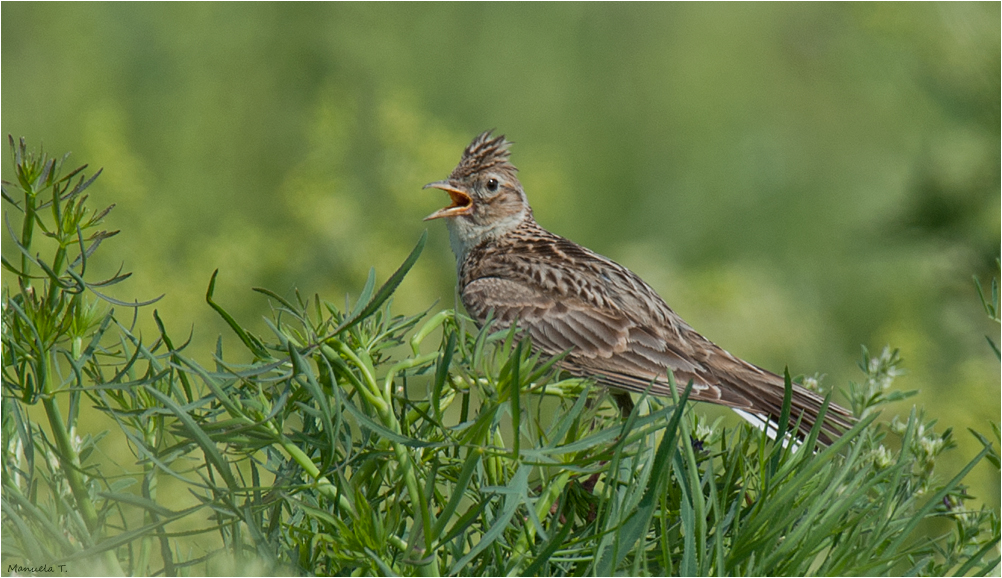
450 130 517 179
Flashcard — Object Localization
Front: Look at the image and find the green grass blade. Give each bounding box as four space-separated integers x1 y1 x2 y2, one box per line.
511 339 522 459
448 465 529 574
432 450 482 541
334 230 426 334
521 496 575 577
607 379 693 572
142 385 238 491
205 269 270 359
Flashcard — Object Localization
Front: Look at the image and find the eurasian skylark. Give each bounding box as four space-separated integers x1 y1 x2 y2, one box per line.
424 131 854 443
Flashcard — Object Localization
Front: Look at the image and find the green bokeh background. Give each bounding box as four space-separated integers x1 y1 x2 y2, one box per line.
3 2 999 517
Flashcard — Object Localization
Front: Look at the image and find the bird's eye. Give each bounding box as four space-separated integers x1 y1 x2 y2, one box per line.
486 178 499 192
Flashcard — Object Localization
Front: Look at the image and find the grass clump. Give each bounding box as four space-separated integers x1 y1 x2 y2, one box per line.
2 138 999 576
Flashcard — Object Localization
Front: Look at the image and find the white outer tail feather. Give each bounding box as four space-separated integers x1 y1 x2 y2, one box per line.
732 409 803 451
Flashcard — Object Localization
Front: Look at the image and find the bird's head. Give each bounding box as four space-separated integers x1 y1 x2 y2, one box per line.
424 131 531 256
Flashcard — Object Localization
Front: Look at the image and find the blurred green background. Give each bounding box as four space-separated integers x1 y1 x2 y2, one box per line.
3 2 998 511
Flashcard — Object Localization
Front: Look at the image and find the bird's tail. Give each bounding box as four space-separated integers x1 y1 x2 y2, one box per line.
736 380 855 446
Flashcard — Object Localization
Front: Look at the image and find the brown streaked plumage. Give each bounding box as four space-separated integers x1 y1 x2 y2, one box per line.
424 130 854 443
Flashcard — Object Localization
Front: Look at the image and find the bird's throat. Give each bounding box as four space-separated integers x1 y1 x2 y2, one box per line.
445 209 530 265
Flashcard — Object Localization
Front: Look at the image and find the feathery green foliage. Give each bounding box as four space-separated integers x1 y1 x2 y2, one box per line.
2 140 999 576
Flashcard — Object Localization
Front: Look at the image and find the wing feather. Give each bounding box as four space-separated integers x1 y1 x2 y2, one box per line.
462 276 729 403
458 224 855 442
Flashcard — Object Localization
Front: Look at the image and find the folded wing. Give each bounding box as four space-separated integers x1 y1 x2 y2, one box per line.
461 245 853 443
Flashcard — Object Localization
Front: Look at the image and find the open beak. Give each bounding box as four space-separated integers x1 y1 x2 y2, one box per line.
423 180 473 221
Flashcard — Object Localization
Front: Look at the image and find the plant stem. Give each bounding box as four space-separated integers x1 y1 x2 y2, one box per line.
329 339 439 575
276 434 357 516
19 186 36 289
41 385 124 575
508 470 572 574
